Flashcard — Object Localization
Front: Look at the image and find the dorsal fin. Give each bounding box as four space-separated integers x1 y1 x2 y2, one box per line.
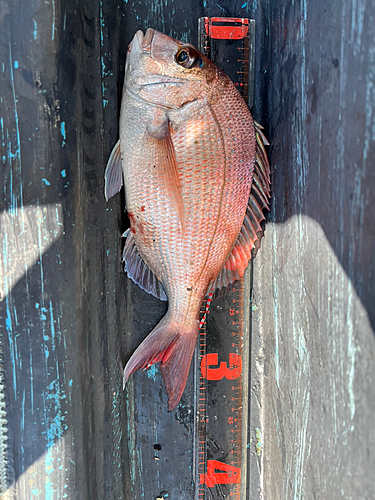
211 120 271 295
122 232 167 301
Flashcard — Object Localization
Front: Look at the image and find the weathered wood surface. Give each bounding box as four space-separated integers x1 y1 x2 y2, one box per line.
250 0 375 499
0 0 128 497
0 0 374 498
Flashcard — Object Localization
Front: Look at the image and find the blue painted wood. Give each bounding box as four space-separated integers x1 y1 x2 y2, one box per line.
0 0 127 497
250 0 375 498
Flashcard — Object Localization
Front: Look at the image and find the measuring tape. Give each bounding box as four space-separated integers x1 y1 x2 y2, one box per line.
194 18 256 500
195 279 250 499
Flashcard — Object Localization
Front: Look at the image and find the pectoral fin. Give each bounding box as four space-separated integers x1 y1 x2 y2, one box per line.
150 125 185 235
105 140 123 201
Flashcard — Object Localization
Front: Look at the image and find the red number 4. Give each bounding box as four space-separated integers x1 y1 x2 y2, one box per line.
200 460 241 487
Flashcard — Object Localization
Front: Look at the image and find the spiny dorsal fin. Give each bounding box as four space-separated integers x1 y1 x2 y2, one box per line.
211 120 271 295
122 232 167 301
105 140 123 201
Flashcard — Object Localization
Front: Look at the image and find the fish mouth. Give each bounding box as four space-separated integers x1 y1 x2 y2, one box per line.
141 76 188 86
126 76 189 110
125 86 180 110
127 75 188 103
133 28 155 51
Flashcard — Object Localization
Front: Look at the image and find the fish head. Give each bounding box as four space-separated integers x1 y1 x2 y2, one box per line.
125 28 219 109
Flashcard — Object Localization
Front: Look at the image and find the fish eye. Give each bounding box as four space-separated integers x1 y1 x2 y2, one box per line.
176 50 188 64
175 46 203 69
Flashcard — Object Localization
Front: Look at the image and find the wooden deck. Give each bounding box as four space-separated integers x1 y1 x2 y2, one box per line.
0 0 374 498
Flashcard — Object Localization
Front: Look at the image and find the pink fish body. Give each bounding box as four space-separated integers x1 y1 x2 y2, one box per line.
105 28 270 410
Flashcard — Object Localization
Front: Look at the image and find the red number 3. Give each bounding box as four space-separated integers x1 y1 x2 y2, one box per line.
200 353 242 380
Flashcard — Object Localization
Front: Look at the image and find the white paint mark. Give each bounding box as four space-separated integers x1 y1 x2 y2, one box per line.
0 435 71 499
0 204 63 300
51 0 56 41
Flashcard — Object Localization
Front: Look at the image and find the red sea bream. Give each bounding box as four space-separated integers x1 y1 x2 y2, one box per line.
105 28 270 411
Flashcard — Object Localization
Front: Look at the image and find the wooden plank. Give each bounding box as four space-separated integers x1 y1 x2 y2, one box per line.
250 0 375 498
0 0 127 497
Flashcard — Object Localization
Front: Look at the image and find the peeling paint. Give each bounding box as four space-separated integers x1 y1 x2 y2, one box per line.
60 121 66 147
33 20 38 40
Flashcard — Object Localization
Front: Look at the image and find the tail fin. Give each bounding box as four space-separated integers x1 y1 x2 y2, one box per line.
123 316 199 411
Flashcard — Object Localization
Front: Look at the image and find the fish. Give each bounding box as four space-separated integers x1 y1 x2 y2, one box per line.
105 28 270 411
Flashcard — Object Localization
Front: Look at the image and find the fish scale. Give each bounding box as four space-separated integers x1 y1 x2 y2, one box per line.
124 102 251 309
